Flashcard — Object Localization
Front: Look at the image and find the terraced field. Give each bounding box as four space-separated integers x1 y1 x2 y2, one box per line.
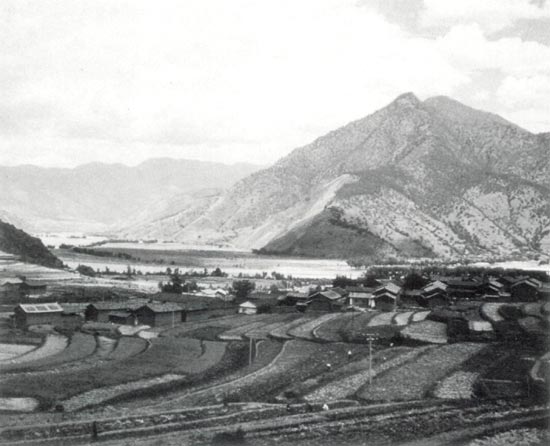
357 342 486 402
312 313 357 342
287 314 344 341
269 315 318 340
0 337 213 408
0 332 95 373
0 333 67 369
219 315 291 341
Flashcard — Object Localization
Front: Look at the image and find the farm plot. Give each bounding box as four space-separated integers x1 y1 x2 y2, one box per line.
287 314 344 341
0 337 207 408
0 343 36 362
339 312 380 342
432 344 510 400
401 320 448 344
159 315 246 338
130 339 283 413
411 310 431 322
368 311 397 326
0 333 94 373
300 346 430 402
219 315 291 341
312 313 357 342
357 342 485 402
477 347 537 398
269 315 318 340
246 314 301 340
393 311 414 326
61 340 227 411
480 303 505 323
172 340 355 407
0 333 67 369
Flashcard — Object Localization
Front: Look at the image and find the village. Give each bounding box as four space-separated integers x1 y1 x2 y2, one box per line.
0 259 548 445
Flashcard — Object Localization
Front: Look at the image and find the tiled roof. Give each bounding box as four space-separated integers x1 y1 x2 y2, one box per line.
17 303 63 313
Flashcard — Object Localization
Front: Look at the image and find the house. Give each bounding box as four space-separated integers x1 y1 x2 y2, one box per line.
84 299 147 322
346 286 375 308
421 288 450 308
422 280 448 294
280 292 309 306
372 283 401 311
399 289 423 308
14 303 63 328
480 279 505 299
305 290 346 312
445 279 480 299
238 300 258 315
511 278 542 302
0 277 24 300
135 303 184 327
108 311 137 325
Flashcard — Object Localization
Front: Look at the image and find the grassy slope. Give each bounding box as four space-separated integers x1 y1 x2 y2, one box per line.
0 219 62 268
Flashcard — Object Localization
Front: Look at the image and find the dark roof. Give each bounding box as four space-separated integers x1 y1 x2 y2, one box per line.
140 302 184 313
402 289 423 296
88 300 147 311
445 279 480 288
311 290 345 301
374 283 401 295
330 287 348 296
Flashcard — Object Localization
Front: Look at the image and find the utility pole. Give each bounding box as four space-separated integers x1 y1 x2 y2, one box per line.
365 334 378 386
249 337 253 366
172 310 175 328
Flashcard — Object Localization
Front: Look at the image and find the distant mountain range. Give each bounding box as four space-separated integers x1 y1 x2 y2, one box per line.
0 159 262 233
118 93 550 261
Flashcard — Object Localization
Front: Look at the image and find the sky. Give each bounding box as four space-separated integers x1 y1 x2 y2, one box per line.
0 0 549 168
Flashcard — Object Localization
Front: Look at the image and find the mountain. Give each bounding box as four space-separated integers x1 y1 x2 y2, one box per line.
126 93 550 261
0 220 62 268
0 159 262 233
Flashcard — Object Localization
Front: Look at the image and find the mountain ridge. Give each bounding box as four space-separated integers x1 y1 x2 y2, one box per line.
122 93 550 261
0 159 263 233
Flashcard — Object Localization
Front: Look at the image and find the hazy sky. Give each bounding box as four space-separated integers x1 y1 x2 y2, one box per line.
1 0 549 168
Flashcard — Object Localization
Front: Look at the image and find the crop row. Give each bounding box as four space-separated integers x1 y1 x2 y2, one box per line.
356 342 486 402
304 346 432 402
130 339 283 414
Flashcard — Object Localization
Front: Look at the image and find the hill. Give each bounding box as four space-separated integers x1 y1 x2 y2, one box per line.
0 220 63 268
125 93 550 262
0 159 262 233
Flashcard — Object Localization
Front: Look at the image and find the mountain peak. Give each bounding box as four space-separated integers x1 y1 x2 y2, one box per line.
391 92 421 108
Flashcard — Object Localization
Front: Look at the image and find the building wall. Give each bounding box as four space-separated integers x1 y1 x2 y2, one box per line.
307 298 335 312
14 309 62 328
238 307 257 315
511 284 539 302
375 296 395 311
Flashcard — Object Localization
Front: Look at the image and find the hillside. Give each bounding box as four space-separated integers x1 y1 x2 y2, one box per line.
125 93 550 262
0 159 261 233
0 220 62 268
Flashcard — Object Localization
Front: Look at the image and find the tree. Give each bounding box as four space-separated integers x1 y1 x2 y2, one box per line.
402 271 428 290
76 264 96 277
211 267 226 277
232 280 255 299
333 275 355 288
